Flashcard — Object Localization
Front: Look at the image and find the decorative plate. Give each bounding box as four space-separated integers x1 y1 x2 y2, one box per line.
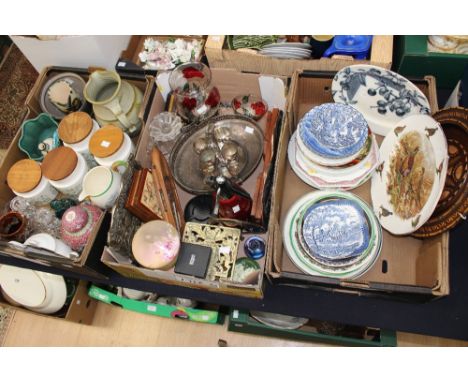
39 72 87 120
170 115 264 194
29 271 67 314
300 199 371 260
413 107 468 237
298 103 369 160
282 191 382 279
288 131 379 190
371 114 449 235
332 65 431 136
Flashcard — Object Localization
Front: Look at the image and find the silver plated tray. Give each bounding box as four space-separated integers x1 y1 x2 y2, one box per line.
170 115 264 194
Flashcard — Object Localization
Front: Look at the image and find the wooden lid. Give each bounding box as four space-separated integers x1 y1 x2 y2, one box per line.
7 159 42 193
42 146 78 181
58 111 93 144
89 125 124 158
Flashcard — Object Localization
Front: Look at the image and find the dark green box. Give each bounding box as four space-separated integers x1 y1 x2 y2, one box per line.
228 310 397 347
394 35 468 89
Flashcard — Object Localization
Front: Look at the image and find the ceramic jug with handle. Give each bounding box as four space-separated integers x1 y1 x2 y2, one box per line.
78 164 124 209
83 70 143 136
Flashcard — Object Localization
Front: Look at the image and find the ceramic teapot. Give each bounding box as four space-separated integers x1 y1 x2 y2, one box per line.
83 70 143 136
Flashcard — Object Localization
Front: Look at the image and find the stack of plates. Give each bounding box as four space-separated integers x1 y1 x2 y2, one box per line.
0 265 67 314
283 191 382 279
289 103 380 190
259 43 312 59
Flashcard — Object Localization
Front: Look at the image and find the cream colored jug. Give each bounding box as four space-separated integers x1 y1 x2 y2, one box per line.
83 70 143 136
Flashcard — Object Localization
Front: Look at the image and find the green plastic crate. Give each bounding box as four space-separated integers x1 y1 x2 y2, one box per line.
228 309 397 347
88 285 223 325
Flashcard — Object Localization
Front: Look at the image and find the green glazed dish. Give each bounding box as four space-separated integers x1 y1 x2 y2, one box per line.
18 113 60 161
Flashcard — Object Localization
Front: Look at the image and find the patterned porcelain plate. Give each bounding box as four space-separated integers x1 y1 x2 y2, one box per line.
299 103 369 159
371 114 449 235
300 198 370 260
282 191 382 279
288 131 379 190
332 65 431 136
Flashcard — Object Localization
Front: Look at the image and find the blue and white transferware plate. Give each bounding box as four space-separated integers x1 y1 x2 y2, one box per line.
332 65 431 137
298 103 369 159
301 199 370 260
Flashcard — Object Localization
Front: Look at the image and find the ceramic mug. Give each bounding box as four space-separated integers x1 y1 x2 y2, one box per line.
47 152 89 197
78 165 124 209
84 70 142 136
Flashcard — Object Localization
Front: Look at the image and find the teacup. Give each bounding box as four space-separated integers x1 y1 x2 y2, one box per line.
78 165 123 209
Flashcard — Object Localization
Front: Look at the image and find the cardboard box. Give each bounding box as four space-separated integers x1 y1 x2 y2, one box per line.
0 67 155 279
394 35 468 89
11 35 131 73
88 285 222 324
0 280 97 325
205 35 393 77
228 309 397 346
266 70 449 300
117 35 206 75
101 68 288 299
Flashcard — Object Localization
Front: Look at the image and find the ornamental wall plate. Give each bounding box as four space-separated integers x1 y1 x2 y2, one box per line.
370 114 449 235
413 107 468 238
332 65 431 137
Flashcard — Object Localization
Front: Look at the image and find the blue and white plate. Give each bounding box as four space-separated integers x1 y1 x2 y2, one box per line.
298 103 369 159
332 64 431 137
301 199 370 260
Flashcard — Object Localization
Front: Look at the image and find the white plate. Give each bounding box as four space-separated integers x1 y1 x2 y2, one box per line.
370 114 449 235
0 265 47 308
261 47 312 55
30 271 67 314
332 65 431 137
289 131 379 190
260 51 311 59
250 311 309 330
263 42 312 50
282 191 382 279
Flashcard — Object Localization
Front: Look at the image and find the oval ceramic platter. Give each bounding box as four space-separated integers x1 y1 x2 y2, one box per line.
288 131 379 190
282 191 382 279
332 65 431 137
371 114 449 235
413 107 468 237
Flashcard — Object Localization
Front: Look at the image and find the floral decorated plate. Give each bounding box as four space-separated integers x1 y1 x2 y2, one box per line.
332 65 431 137
231 94 268 120
298 103 369 159
282 191 382 279
371 114 449 235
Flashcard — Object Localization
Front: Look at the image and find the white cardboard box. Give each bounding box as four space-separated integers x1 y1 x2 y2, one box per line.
10 35 131 72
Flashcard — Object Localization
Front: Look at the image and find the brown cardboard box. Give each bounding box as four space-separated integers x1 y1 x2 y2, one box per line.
205 36 393 77
0 280 96 325
266 70 449 299
101 68 288 298
0 67 154 279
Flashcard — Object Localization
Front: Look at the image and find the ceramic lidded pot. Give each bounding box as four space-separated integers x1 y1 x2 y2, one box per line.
132 220 180 270
83 70 143 136
42 146 88 197
60 204 103 251
7 159 58 205
58 111 100 165
88 124 134 171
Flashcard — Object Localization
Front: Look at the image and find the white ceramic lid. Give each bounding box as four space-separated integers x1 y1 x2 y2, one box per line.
0 265 47 308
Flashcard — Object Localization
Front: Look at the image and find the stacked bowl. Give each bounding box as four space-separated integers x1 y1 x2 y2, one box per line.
288 103 379 190
282 191 382 279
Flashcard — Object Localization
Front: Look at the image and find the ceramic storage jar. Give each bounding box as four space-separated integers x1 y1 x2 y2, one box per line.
88 125 134 171
41 147 88 197
58 111 99 166
7 159 58 205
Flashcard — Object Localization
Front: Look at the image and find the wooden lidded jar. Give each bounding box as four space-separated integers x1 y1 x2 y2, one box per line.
7 159 58 204
42 146 88 197
88 124 134 168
